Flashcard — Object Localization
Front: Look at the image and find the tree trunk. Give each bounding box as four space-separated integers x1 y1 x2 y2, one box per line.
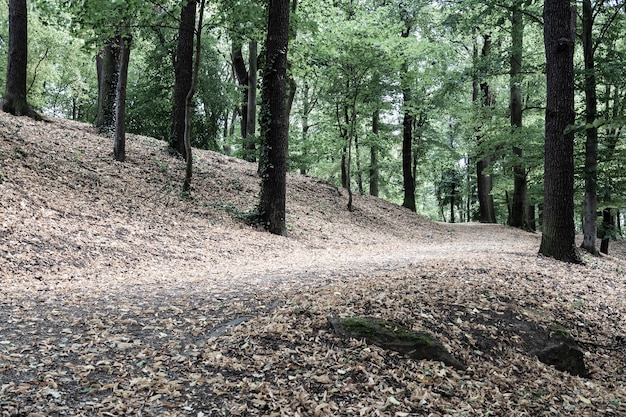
355 134 363 195
247 41 258 162
340 105 349 189
476 34 496 223
581 0 599 255
232 43 254 160
402 87 416 211
96 38 120 132
600 208 614 255
528 204 536 231
369 110 380 197
539 0 581 263
183 0 205 193
299 82 310 175
170 0 197 159
509 2 529 230
259 0 291 236
2 0 36 118
113 35 131 162
401 26 416 212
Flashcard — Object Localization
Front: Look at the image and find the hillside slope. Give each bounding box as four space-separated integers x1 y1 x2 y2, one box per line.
1 112 625 416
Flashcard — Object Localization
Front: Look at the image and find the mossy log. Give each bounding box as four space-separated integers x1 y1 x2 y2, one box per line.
329 316 466 371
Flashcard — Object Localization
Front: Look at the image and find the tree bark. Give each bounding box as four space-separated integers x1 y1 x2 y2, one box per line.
400 27 416 212
509 2 529 230
476 34 496 223
247 41 258 160
96 38 121 132
369 110 380 197
539 0 582 263
2 0 37 118
581 0 599 255
600 208 614 255
259 0 291 235
183 0 205 193
170 0 197 159
401 87 416 212
113 35 131 162
232 43 254 160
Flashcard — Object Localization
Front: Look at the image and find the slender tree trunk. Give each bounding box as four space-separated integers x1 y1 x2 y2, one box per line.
401 26 416 212
232 43 253 159
581 0 599 255
476 34 496 223
299 82 310 175
402 86 416 211
355 134 363 195
2 0 36 118
170 0 197 159
259 0 291 235
247 41 258 161
510 2 529 230
183 0 205 192
450 186 456 224
369 110 380 197
113 35 131 162
340 105 349 189
539 0 581 263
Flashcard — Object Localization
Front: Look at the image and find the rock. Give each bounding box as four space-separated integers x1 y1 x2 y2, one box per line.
329 316 467 371
534 339 588 377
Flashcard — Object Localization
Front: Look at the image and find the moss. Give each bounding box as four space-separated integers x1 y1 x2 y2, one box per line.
341 317 379 337
340 317 432 346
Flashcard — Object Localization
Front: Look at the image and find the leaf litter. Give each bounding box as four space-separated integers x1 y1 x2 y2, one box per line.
0 112 625 416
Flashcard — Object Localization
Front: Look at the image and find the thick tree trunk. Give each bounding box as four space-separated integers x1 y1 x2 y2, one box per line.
259 0 291 236
539 0 581 263
355 134 363 195
476 34 496 223
581 0 599 255
2 0 36 118
509 2 529 230
369 110 380 197
170 0 197 159
113 35 131 162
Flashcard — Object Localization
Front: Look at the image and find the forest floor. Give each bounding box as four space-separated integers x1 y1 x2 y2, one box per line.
0 112 625 416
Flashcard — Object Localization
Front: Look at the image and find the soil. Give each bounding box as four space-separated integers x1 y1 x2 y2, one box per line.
1 112 625 416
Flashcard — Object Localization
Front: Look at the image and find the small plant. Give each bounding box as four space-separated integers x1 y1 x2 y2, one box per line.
153 157 168 173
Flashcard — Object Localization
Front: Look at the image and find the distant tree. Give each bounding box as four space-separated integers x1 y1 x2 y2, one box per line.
171 0 197 159
1 0 38 118
258 0 291 235
539 0 582 263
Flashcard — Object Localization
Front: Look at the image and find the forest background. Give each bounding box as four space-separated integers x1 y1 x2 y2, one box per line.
1 0 626 249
